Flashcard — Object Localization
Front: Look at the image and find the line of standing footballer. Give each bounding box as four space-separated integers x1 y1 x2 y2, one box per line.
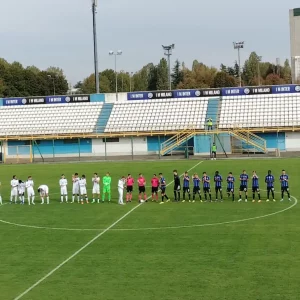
120 169 291 204
0 169 291 206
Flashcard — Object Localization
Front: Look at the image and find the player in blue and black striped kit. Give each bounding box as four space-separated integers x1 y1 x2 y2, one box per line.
202 172 212 202
192 173 201 202
238 170 249 202
226 172 235 201
265 170 275 202
214 171 223 202
280 170 291 202
182 171 191 202
159 173 169 204
252 171 261 203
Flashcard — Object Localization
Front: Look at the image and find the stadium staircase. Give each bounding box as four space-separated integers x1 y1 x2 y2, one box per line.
160 98 221 156
229 128 267 153
95 103 113 133
206 98 219 127
160 127 197 156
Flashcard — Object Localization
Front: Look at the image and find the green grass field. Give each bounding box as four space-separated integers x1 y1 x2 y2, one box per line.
0 158 299 300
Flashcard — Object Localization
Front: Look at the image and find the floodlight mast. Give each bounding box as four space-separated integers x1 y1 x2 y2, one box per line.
233 41 244 87
162 44 175 90
109 51 123 101
257 56 262 86
92 0 99 93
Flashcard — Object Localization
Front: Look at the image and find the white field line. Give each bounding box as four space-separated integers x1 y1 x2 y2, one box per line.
13 161 203 300
0 197 297 232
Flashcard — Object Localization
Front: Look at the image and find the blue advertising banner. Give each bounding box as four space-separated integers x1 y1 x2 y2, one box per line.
3 95 90 106
127 92 149 100
272 85 300 94
173 90 201 98
127 91 174 100
222 86 272 96
127 89 222 100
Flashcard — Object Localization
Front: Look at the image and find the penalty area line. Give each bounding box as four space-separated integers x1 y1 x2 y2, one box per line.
13 160 204 300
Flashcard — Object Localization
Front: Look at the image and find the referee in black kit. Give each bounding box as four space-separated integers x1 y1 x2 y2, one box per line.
173 170 181 202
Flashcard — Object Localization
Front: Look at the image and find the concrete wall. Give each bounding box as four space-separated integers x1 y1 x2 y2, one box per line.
256 133 286 151
90 94 105 102
194 134 231 155
7 139 92 156
91 137 148 156
104 92 127 103
285 132 300 150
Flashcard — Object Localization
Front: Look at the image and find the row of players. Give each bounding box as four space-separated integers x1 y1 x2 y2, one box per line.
167 169 291 203
2 169 291 206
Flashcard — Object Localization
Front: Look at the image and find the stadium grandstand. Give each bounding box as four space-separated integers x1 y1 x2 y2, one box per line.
0 84 300 163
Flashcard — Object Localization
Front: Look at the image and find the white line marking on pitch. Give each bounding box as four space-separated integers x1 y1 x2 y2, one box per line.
13 161 204 300
0 197 297 232
114 196 298 231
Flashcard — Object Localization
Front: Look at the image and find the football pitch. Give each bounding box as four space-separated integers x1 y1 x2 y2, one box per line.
0 158 299 300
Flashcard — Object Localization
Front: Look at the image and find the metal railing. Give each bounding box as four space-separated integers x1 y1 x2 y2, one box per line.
1 121 300 141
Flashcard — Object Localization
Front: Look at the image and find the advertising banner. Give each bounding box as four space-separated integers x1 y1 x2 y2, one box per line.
3 95 90 106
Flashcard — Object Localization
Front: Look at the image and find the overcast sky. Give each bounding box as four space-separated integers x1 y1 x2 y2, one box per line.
0 0 299 84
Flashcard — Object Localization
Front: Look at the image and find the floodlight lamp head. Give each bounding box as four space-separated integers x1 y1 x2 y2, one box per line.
109 51 114 55
233 41 244 49
116 50 123 55
171 44 175 49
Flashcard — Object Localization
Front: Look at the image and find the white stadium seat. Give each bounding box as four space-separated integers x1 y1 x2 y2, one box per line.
218 94 300 129
104 98 209 133
0 103 104 136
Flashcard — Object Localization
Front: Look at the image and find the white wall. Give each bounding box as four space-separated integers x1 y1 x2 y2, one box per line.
92 137 148 156
105 93 127 103
285 132 300 150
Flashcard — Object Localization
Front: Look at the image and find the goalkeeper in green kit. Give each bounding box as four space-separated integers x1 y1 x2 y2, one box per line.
102 172 112 202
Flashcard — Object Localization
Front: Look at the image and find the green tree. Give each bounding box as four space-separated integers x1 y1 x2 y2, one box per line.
148 65 158 91
220 64 227 72
282 59 292 84
99 75 112 93
213 72 237 88
74 81 83 89
26 65 40 75
177 63 217 89
227 67 235 76
46 66 65 78
156 58 169 90
242 52 261 85
132 63 153 92
81 74 96 94
233 62 240 78
192 60 199 71
171 59 184 89
264 73 285 86
100 69 115 92
0 79 6 97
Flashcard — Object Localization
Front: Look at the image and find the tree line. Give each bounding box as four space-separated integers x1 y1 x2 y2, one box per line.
78 51 292 94
0 58 68 98
0 52 293 98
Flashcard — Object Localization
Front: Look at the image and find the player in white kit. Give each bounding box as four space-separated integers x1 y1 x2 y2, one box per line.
18 180 26 205
92 173 100 203
118 176 126 205
59 174 68 203
72 173 80 203
79 175 89 204
38 185 49 204
10 175 19 204
25 176 35 205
